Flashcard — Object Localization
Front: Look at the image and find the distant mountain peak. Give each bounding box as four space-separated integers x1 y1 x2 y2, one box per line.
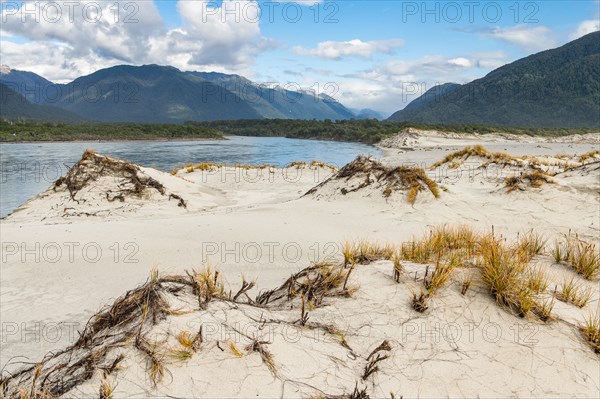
0 65 12 74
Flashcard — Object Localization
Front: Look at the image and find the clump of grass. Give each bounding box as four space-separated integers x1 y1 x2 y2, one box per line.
555 276 592 307
516 231 546 263
580 312 600 353
578 150 600 163
309 160 338 171
424 256 458 295
478 238 532 317
287 160 308 168
177 328 202 352
189 266 226 308
554 233 600 279
184 162 223 173
533 298 555 322
412 290 429 313
505 171 554 192
430 145 521 169
525 266 549 293
328 156 440 204
461 273 473 295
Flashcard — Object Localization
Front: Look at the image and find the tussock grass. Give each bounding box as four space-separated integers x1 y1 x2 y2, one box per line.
525 266 549 293
188 267 226 308
430 145 522 169
424 256 459 295
578 150 600 163
555 277 592 308
321 156 440 204
256 262 355 308
553 233 600 279
412 290 429 313
505 171 554 192
533 298 555 322
581 312 600 353
401 225 478 264
177 162 283 174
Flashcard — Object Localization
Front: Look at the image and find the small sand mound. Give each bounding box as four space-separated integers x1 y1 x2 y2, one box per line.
306 156 440 205
6 150 191 221
55 150 168 203
378 128 422 148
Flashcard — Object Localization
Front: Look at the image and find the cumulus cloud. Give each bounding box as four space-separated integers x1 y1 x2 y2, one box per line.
487 25 556 51
331 52 508 113
0 0 272 81
293 38 405 60
570 19 600 40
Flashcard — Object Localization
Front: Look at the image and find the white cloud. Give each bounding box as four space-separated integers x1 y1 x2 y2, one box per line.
570 19 600 40
0 0 271 81
487 25 555 51
293 38 405 60
329 52 508 113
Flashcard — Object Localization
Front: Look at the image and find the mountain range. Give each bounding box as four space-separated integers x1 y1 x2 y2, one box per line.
388 31 600 128
0 65 366 123
2 31 599 128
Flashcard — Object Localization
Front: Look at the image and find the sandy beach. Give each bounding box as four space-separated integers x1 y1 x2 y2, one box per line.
1 130 599 398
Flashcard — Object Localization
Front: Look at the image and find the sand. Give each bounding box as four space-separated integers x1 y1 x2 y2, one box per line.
0 130 598 398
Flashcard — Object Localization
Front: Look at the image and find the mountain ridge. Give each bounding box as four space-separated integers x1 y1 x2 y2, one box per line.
388 31 600 128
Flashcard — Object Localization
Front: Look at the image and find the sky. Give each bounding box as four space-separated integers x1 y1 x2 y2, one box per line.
0 0 599 114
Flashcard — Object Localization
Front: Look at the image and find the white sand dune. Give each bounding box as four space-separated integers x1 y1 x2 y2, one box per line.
1 132 599 398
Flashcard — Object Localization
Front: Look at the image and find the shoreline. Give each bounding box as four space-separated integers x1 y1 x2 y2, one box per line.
0 136 228 144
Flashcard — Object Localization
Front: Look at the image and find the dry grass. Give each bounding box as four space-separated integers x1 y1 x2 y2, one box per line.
188 267 226 308
580 312 600 353
246 340 277 375
553 233 600 279
424 256 459 295
362 341 391 380
321 156 440 204
54 150 166 203
430 145 522 169
176 328 202 352
98 377 115 399
533 298 555 322
412 290 429 313
578 150 600 163
134 336 166 387
525 266 549 293
505 171 554 192
478 237 535 317
461 273 473 295
228 342 244 357
555 277 592 308
401 225 478 264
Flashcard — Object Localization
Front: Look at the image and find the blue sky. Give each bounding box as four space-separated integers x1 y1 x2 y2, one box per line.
1 0 598 113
